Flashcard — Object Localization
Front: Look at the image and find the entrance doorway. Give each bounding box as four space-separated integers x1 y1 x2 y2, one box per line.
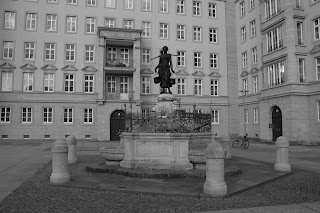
272 106 282 141
110 110 126 141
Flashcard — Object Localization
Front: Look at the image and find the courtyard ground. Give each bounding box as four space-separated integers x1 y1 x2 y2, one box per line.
0 140 319 213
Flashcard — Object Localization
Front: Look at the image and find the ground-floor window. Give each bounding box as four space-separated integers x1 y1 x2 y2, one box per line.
0 107 10 123
84 108 93 124
64 108 73 123
211 110 219 124
22 107 32 123
43 107 53 123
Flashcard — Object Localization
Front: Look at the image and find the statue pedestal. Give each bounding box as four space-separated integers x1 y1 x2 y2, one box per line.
152 93 178 115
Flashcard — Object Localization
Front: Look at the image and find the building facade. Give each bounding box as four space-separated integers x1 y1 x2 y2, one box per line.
0 0 239 141
235 0 320 144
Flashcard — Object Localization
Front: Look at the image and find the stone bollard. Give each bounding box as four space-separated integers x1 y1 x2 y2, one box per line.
220 135 231 159
203 139 227 197
66 135 77 164
50 139 70 184
274 136 291 172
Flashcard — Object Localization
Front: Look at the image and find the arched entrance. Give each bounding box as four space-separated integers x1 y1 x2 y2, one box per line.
110 110 126 141
272 106 282 141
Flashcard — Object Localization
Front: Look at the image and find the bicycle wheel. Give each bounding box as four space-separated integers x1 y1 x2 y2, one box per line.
243 139 249 149
232 140 240 148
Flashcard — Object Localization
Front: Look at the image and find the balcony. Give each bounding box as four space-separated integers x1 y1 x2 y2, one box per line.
104 58 135 74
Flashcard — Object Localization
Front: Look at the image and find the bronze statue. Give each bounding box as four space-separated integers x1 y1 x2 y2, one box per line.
152 46 176 94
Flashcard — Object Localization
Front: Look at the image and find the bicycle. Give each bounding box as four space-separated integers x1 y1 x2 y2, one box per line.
232 136 249 149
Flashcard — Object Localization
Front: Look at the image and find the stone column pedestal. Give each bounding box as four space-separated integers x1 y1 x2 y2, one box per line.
66 135 77 164
50 139 70 184
274 136 291 172
203 139 227 197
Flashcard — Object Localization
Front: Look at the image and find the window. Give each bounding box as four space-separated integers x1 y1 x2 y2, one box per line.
208 3 216 18
265 0 281 19
45 43 55 61
313 17 319 41
266 25 283 53
124 0 133 9
267 61 285 87
160 23 168 39
4 11 15 29
22 108 32 123
251 47 257 64
86 17 96 34
298 58 305 83
241 26 246 42
84 108 93 124
108 47 116 60
67 0 77 4
3 41 14 59
243 78 248 93
160 0 168 13
105 18 115 28
317 57 320 80
193 1 201 16
176 0 185 14
318 101 320 121
142 109 150 117
141 77 150 94
177 51 185 66
26 13 37 31
120 48 129 65
43 107 53 123
66 16 77 33
23 73 33 92
0 108 11 123
253 108 259 123
64 74 74 92
65 44 76 61
211 110 219 124
87 0 96 6
193 27 202 42
245 109 249 123
250 20 256 37
194 79 202 96
177 78 185 95
177 25 185 40
48 0 58 3
44 73 54 92
209 28 217 43
296 22 303 45
106 0 115 7
242 52 247 68
240 1 245 17
24 42 35 60
253 75 258 94
210 53 218 69
142 22 151 37
211 80 218 96
84 75 94 93
142 49 150 64
120 76 129 93
64 108 73 123
107 76 116 93
142 0 151 11
296 0 301 8
123 20 134 29
46 14 57 32
85 45 95 62
2 72 12 91
194 52 202 67
250 0 255 10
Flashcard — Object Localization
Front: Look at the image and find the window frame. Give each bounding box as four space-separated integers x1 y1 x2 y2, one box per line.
25 12 37 31
210 79 218 96
160 0 169 13
4 11 16 30
23 72 34 92
176 0 185 15
160 23 169 39
85 17 96 34
177 78 186 95
63 107 73 124
24 42 36 60
177 24 186 40
208 3 216 18
1 71 13 91
44 73 54 92
313 17 320 41
84 108 93 124
45 43 56 61
193 1 201 16
84 74 94 93
43 107 53 124
85 45 95 62
194 79 202 96
142 0 151 11
211 110 219 124
22 107 32 124
2 41 14 60
0 107 11 123
194 52 202 67
141 76 150 94
142 21 151 37
46 14 58 32
64 73 75 92
107 76 116 93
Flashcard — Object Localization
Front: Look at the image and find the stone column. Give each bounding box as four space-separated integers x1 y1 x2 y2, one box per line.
50 139 70 184
203 139 227 197
66 135 77 164
220 135 231 159
274 136 291 172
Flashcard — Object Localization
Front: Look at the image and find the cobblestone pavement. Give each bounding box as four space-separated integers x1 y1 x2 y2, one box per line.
0 163 319 213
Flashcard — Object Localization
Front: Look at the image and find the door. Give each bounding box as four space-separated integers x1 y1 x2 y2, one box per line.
110 110 126 141
272 106 282 141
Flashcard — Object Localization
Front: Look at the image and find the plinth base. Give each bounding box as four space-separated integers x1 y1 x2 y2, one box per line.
120 160 193 170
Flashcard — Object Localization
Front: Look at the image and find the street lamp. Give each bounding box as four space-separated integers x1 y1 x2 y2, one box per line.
240 90 248 137
128 91 135 132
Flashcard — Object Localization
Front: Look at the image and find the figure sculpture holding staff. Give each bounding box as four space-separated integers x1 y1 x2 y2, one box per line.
152 46 177 94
